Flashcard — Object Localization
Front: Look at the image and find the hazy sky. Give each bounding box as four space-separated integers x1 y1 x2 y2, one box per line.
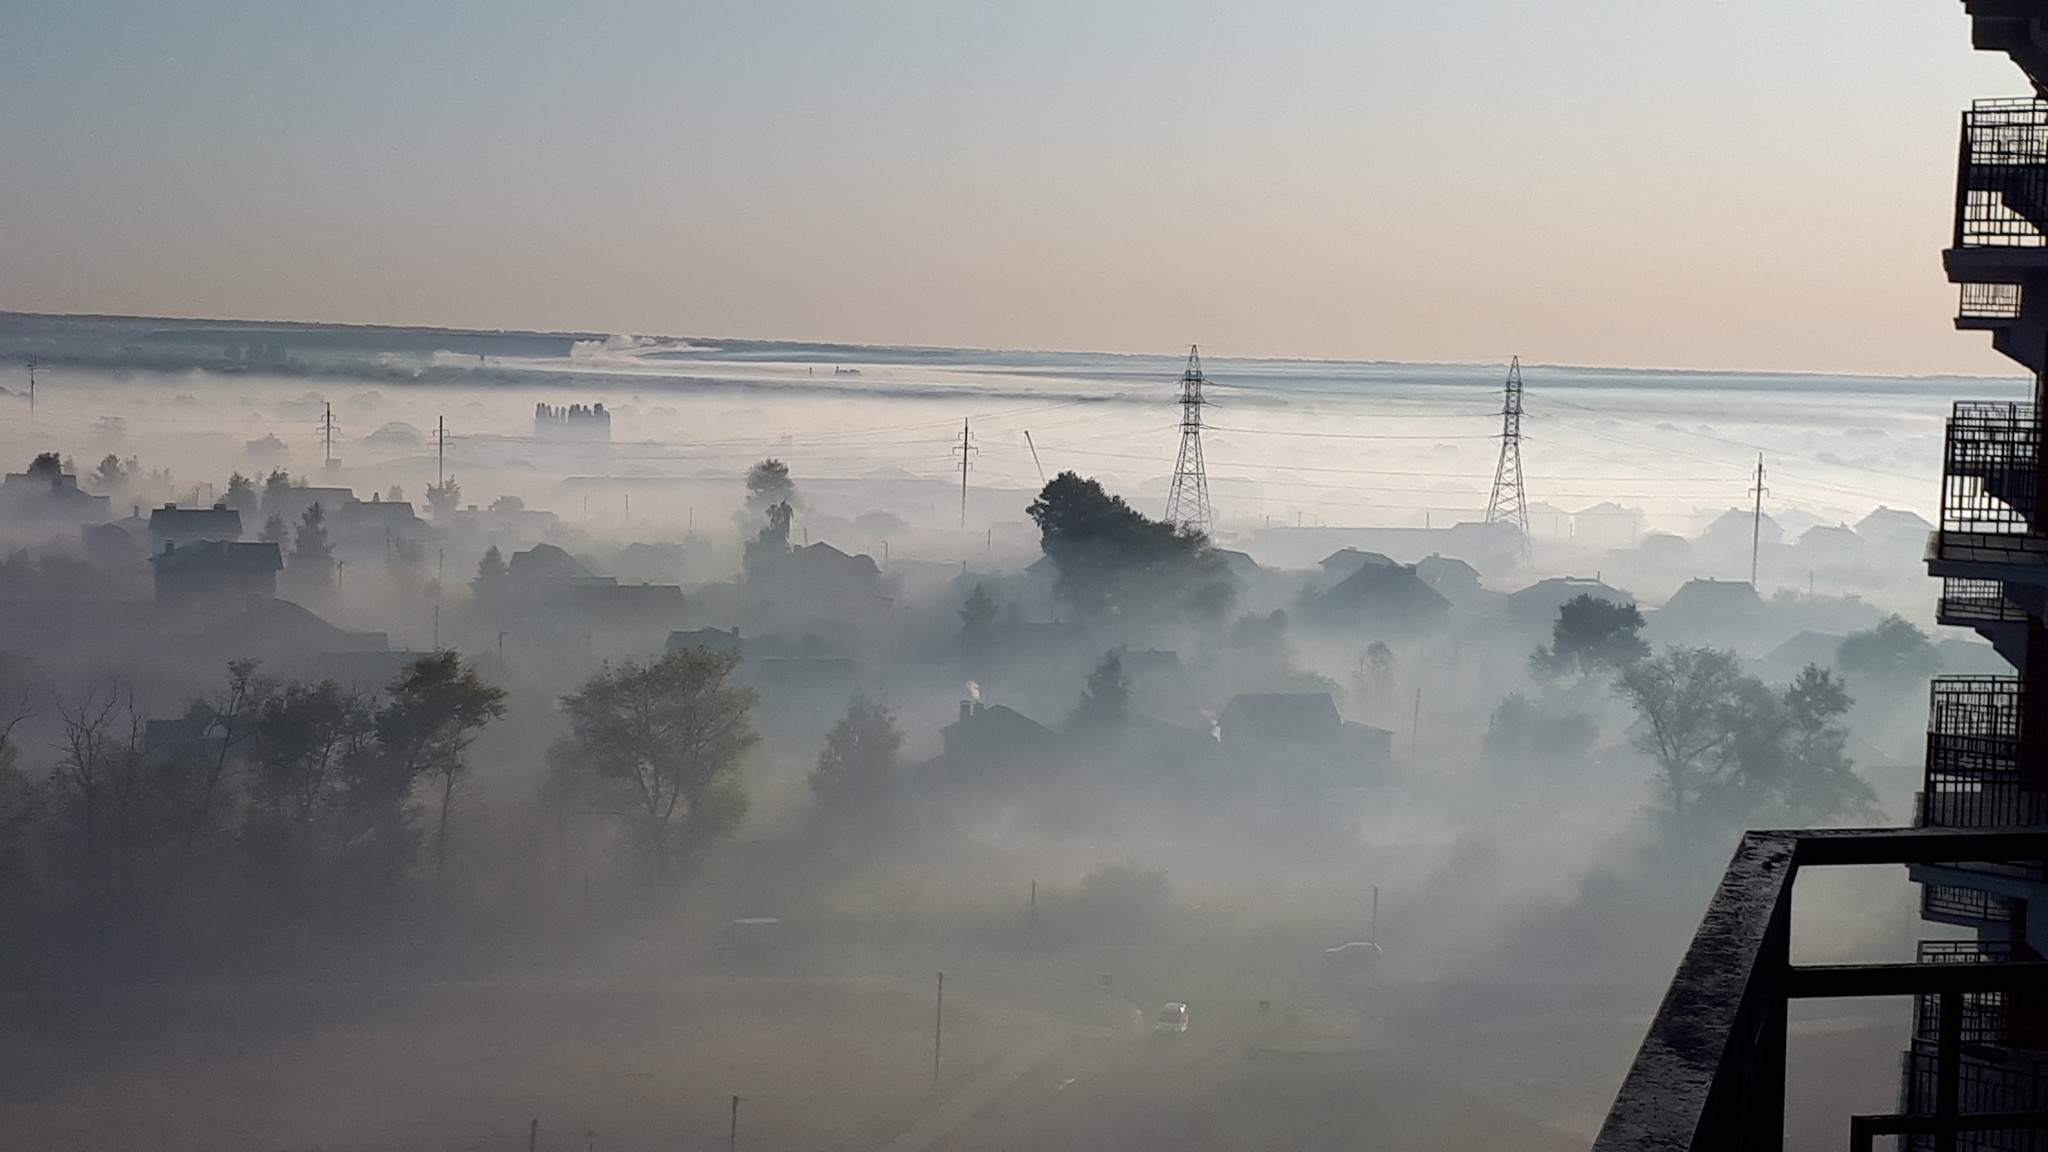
0 1 2026 375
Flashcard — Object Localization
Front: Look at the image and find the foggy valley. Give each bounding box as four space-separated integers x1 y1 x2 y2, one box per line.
0 311 2000 1150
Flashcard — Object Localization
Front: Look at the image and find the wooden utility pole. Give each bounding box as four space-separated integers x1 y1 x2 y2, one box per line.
952 420 977 530
1748 453 1769 587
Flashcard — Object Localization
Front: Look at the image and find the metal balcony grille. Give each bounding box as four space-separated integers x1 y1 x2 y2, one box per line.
1958 99 2048 249
1902 1046 2048 1152
1965 283 2028 319
1922 677 2047 828
1943 403 2041 536
1942 577 2034 624
1926 882 2019 922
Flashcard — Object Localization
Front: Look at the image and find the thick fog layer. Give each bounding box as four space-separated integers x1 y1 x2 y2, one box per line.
0 313 2006 1149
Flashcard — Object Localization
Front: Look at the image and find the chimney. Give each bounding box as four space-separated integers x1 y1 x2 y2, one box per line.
959 700 972 723
163 540 174 555
163 502 176 510
213 502 228 511
973 701 985 716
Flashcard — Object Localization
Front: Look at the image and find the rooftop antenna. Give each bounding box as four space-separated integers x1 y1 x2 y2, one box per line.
1023 430 1047 484
320 402 338 468
952 418 978 530
1485 357 1529 540
1748 452 1769 587
1164 345 1213 534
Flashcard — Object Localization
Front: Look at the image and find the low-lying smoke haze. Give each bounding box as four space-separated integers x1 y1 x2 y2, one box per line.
0 4 2003 1147
0 310 1979 1150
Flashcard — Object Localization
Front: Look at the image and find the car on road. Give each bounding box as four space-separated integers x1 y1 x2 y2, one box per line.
1153 1001 1189 1033
1323 941 1383 972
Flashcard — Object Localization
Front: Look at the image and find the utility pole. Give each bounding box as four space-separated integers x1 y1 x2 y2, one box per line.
730 1095 741 1152
320 403 338 468
1485 357 1529 540
1164 345 1213 534
24 357 35 431
435 415 447 487
934 972 945 1083
1411 687 1422 763
1024 430 1047 484
1748 453 1769 588
952 420 977 530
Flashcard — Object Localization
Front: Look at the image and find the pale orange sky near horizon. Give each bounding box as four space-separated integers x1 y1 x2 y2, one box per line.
0 0 2032 378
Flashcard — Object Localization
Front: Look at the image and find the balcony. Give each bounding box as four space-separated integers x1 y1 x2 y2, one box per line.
1946 99 2048 284
1922 676 2048 829
1932 404 2048 576
1925 881 2018 924
1942 578 2033 626
1592 828 2048 1152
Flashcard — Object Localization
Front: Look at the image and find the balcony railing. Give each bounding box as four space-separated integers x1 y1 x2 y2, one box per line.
1923 677 2046 829
1941 578 2033 625
1964 283 2028 320
1592 828 2048 1152
1926 882 2018 923
1957 99 2048 249
1945 403 2040 532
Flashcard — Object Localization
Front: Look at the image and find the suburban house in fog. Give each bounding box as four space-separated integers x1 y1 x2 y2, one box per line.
261 484 353 526
930 699 1063 784
333 495 428 549
1651 576 1764 645
1 456 110 523
666 626 744 656
148 502 241 550
1313 556 1451 634
148 539 283 610
1506 575 1633 626
1216 692 1392 786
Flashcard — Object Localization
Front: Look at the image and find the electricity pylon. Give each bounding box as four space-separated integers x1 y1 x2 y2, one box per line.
1485 357 1529 538
1164 345 1213 535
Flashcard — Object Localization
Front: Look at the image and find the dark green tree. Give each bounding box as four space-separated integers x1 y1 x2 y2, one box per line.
1533 595 1650 679
1836 614 1940 690
809 695 904 829
1026 471 1217 617
223 471 259 518
745 458 798 512
1483 693 1598 765
1616 648 1876 834
958 583 998 675
288 503 335 588
554 649 759 881
471 545 507 605
91 454 131 491
376 652 507 895
1067 649 1131 732
424 475 462 520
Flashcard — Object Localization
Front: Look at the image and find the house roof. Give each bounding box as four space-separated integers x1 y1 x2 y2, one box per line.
509 542 593 582
1413 553 1481 591
1662 577 1762 615
667 626 743 654
148 539 282 575
1220 692 1343 740
1508 576 1631 611
149 504 242 537
1324 562 1450 616
1319 547 1398 576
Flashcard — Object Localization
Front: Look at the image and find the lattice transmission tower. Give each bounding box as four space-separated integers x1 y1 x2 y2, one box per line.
1164 345 1213 534
1485 357 1529 537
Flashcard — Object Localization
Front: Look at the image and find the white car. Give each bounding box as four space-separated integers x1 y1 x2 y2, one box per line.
1323 941 1383 971
1153 1001 1190 1033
